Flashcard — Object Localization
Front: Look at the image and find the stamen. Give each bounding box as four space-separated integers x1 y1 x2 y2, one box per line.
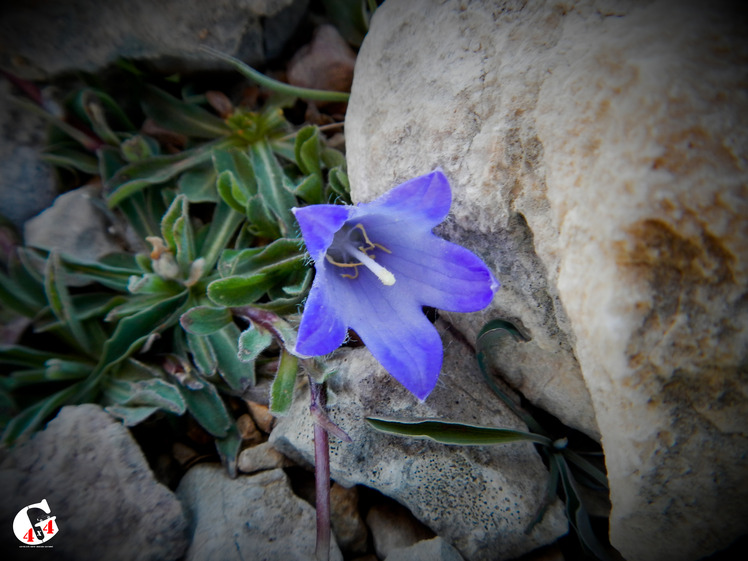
349 247 396 286
325 223 396 285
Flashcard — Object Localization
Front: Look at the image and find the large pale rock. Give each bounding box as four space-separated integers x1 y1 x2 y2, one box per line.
345 1 748 560
346 0 597 440
0 0 307 80
176 464 343 561
0 404 188 560
270 326 568 561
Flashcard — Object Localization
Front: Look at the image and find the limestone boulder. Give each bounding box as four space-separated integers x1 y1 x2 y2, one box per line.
270 326 568 561
0 404 188 560
345 1 748 560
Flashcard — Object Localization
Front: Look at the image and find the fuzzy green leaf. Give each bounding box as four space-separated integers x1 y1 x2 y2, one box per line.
269 349 298 416
249 140 297 235
179 378 233 438
208 323 254 392
105 404 162 426
186 331 217 376
177 163 219 202
207 274 274 307
180 306 233 335
237 325 273 363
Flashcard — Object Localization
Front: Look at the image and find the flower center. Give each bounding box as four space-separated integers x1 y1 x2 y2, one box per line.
326 223 396 286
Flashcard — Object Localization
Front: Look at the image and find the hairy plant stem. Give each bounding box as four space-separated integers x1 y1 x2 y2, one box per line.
309 376 331 561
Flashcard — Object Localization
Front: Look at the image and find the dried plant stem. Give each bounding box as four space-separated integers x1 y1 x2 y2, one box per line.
309 376 331 561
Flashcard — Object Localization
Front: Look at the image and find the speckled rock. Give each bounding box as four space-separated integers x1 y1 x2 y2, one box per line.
270 326 568 561
0 404 188 560
176 465 343 561
345 1 748 560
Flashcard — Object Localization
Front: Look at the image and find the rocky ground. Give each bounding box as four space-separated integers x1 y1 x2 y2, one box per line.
1 1 747 561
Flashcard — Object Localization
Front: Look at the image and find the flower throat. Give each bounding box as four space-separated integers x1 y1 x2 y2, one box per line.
325 223 396 285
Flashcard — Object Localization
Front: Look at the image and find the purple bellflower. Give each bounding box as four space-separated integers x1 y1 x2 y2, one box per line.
292 169 499 400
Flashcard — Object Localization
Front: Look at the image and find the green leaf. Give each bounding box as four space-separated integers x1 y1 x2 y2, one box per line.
104 376 186 415
120 134 159 163
98 145 127 182
173 214 195 270
40 147 100 174
294 126 322 177
1 382 83 445
44 252 92 354
186 331 217 376
75 89 122 146
198 200 244 272
44 359 93 381
160 193 185 251
141 85 231 138
208 323 254 392
97 292 188 374
0 266 44 317
213 147 257 209
246 195 283 238
0 345 64 368
207 274 274 307
215 170 245 213
475 319 545 435
249 140 298 235
294 174 323 203
218 238 305 278
269 349 298 416
106 137 238 208
327 166 351 202
237 325 273 363
557 456 613 561
365 418 552 446
179 378 233 437
105 404 162 426
200 46 351 103
180 306 233 335
178 163 219 203
215 425 242 478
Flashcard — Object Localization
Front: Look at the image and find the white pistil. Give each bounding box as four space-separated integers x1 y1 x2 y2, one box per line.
349 247 396 286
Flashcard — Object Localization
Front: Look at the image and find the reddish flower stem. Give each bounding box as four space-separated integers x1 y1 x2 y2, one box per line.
309 376 331 561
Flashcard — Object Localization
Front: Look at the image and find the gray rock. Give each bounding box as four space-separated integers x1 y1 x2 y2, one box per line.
176 464 344 561
366 500 434 560
345 1 748 560
270 326 568 561
0 404 188 560
385 537 465 561
0 0 308 80
24 184 122 262
237 441 290 473
0 77 56 229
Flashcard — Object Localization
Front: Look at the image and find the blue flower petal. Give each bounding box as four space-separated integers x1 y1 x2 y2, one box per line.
355 169 451 228
327 270 443 400
294 262 348 356
292 205 351 261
